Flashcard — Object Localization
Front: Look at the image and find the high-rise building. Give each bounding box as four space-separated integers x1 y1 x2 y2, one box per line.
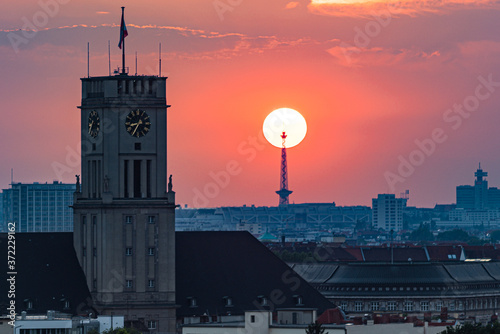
456 164 500 210
72 71 176 332
372 194 406 232
1 181 75 232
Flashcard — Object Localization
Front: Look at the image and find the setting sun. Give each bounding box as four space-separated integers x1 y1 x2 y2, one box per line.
263 108 307 149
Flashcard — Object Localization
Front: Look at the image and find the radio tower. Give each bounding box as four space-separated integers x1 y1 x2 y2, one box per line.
276 131 293 205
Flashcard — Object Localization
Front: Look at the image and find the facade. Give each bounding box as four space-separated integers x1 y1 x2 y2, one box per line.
72 73 176 333
372 194 405 232
1 181 75 232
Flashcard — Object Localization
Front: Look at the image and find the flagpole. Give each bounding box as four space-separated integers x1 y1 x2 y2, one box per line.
121 6 125 74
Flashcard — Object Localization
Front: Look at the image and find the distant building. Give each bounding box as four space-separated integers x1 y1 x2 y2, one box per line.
176 203 372 236
1 181 75 232
456 165 500 210
372 194 406 232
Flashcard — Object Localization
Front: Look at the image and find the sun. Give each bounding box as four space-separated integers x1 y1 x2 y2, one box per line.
263 108 307 148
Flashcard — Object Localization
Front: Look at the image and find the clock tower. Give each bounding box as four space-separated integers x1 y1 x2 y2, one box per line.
73 73 176 333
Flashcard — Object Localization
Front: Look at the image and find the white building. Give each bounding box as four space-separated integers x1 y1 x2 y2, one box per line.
372 194 406 232
181 310 345 334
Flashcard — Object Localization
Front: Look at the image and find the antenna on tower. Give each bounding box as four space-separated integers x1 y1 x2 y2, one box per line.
108 40 111 76
276 131 293 205
11 168 13 185
159 43 162 77
87 42 90 78
135 51 137 76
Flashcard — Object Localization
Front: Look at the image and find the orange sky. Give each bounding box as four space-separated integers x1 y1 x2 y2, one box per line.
2 0 500 208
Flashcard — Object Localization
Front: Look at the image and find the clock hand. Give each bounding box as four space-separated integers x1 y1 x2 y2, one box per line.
131 119 142 136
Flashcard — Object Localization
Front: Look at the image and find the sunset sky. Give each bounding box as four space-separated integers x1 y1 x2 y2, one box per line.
2 0 500 208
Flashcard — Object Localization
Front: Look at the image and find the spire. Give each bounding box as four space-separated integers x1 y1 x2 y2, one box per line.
276 131 292 205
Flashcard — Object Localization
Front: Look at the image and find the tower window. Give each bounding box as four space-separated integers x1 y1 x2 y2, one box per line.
83 247 86 256
148 280 155 288
135 143 141 150
126 248 133 256
92 143 96 151
93 247 97 256
134 160 141 198
148 216 156 224
125 216 133 224
148 247 155 256
126 280 133 288
124 160 129 198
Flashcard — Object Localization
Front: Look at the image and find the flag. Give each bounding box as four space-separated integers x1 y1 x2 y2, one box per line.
118 9 128 49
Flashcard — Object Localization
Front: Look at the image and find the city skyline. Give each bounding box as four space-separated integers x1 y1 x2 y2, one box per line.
2 0 500 208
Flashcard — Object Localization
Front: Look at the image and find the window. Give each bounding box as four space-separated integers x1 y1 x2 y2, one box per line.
147 320 156 330
355 301 363 312
404 301 413 312
63 300 70 309
93 247 97 256
449 301 456 311
258 296 268 306
125 216 133 224
93 279 97 290
224 297 233 307
387 301 397 311
148 280 155 288
436 301 442 311
135 143 141 151
189 297 197 307
126 248 133 256
250 315 256 323
148 216 156 224
371 301 379 311
83 247 86 256
420 301 429 311
126 280 133 288
340 301 348 310
148 247 155 256
458 301 464 311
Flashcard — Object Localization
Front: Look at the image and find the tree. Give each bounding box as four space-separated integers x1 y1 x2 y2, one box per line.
490 230 500 242
409 223 434 242
101 328 141 334
440 322 500 334
437 229 470 242
306 321 326 334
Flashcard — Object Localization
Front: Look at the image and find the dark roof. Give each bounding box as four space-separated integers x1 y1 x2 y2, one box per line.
176 231 334 317
0 232 334 318
0 233 93 315
294 262 500 286
362 247 428 262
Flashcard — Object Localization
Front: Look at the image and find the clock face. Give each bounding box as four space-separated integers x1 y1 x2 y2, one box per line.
88 110 100 138
125 109 151 138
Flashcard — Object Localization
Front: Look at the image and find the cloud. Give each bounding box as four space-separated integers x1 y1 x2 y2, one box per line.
0 23 316 61
286 2 300 9
308 0 500 17
326 45 444 68
96 11 109 15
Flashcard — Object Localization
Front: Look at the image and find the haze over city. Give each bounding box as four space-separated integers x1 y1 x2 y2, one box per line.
2 0 500 208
